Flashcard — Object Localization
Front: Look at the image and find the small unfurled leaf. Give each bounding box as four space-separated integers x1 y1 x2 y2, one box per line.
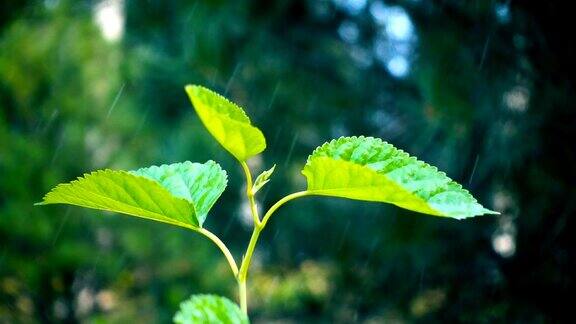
173 294 249 324
185 85 266 162
252 164 276 194
37 161 227 228
302 136 498 219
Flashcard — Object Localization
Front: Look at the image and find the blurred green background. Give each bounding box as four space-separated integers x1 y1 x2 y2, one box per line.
1 0 574 322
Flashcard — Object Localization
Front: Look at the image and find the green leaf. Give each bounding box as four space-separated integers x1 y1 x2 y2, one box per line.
36 161 227 228
173 294 249 324
185 85 266 162
302 136 498 219
252 164 276 194
130 161 227 226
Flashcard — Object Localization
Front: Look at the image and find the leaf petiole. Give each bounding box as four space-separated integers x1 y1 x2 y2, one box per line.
196 227 239 277
260 191 312 228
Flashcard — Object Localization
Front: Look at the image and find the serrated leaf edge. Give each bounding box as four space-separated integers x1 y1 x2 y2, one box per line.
303 136 499 219
129 160 229 206
36 169 199 229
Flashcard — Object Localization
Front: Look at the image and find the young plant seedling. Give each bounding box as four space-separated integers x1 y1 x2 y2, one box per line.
37 85 498 323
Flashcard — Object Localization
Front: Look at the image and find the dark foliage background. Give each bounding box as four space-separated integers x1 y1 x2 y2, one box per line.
1 0 574 322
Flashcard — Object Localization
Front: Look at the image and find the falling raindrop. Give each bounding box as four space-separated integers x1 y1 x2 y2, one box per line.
266 82 281 111
106 83 126 120
51 207 72 246
468 155 480 185
283 132 300 166
224 63 242 96
50 132 66 165
478 36 491 70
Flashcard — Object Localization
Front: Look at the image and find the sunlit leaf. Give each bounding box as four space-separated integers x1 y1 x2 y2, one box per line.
185 85 266 162
173 294 249 324
130 160 228 226
302 136 498 219
37 161 227 228
252 164 276 194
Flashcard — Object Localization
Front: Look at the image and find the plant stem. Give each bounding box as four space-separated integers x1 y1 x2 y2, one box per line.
237 161 261 315
237 221 261 315
237 160 315 315
236 189 312 315
197 228 238 277
241 161 261 227
238 271 248 314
